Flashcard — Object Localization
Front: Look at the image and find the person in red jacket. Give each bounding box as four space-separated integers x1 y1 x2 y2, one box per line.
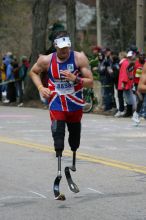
118 51 135 117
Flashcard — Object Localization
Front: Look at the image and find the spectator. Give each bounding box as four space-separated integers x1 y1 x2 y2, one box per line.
2 52 13 102
114 51 127 117
118 51 135 117
89 46 100 80
0 57 7 102
110 52 120 111
6 58 17 103
98 48 115 112
17 56 29 107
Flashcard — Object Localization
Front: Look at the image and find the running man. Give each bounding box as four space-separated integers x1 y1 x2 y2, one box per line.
132 52 146 125
138 62 146 93
29 31 93 199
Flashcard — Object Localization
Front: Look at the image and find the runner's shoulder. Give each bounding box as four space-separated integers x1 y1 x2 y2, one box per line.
37 54 52 71
37 54 52 66
74 51 89 67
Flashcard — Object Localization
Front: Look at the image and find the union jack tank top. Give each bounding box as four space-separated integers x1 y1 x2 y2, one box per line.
47 51 84 112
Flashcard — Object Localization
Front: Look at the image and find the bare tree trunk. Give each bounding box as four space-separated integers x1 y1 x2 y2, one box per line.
31 0 50 64
65 0 76 49
136 0 144 50
25 0 50 100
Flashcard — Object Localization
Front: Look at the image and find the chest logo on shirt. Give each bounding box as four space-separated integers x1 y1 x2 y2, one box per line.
67 64 74 72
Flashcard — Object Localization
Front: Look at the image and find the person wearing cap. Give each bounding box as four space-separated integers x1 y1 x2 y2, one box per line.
117 51 135 117
29 31 93 196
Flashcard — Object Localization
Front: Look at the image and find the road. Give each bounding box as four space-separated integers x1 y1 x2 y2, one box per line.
0 106 146 220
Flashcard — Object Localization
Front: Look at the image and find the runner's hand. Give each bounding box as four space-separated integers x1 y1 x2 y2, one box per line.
39 87 51 98
60 70 76 82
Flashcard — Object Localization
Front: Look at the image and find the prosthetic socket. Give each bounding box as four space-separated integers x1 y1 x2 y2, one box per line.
51 120 81 157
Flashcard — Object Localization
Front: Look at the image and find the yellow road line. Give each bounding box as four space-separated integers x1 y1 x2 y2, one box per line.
0 136 146 174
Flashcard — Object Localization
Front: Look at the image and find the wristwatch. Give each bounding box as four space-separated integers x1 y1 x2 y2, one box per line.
74 76 83 85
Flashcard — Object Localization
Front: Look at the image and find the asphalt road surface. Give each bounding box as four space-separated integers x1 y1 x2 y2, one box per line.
0 106 146 220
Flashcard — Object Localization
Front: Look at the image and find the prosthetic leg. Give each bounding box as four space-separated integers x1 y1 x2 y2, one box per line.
52 121 81 199
52 120 66 200
53 155 66 200
64 122 81 193
65 151 79 193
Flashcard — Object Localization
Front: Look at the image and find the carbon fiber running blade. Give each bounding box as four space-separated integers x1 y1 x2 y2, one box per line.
53 176 66 200
65 167 79 193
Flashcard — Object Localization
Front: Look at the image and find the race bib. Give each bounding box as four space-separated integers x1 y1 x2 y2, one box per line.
54 81 74 95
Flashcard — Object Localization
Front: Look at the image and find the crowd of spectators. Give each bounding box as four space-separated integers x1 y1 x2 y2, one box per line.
0 52 29 107
89 45 146 125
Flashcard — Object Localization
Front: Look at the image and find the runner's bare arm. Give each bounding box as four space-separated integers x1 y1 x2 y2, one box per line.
29 55 51 98
138 63 146 93
75 51 93 88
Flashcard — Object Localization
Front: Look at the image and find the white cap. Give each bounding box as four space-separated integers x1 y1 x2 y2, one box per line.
54 36 71 48
127 51 133 57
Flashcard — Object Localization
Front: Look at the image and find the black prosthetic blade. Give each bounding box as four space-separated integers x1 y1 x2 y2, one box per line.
65 167 79 193
53 176 66 201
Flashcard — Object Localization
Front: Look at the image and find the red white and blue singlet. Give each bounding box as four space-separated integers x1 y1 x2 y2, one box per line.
47 51 84 112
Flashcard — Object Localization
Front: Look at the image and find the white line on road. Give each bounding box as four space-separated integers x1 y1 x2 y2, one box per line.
29 191 47 198
87 187 104 194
